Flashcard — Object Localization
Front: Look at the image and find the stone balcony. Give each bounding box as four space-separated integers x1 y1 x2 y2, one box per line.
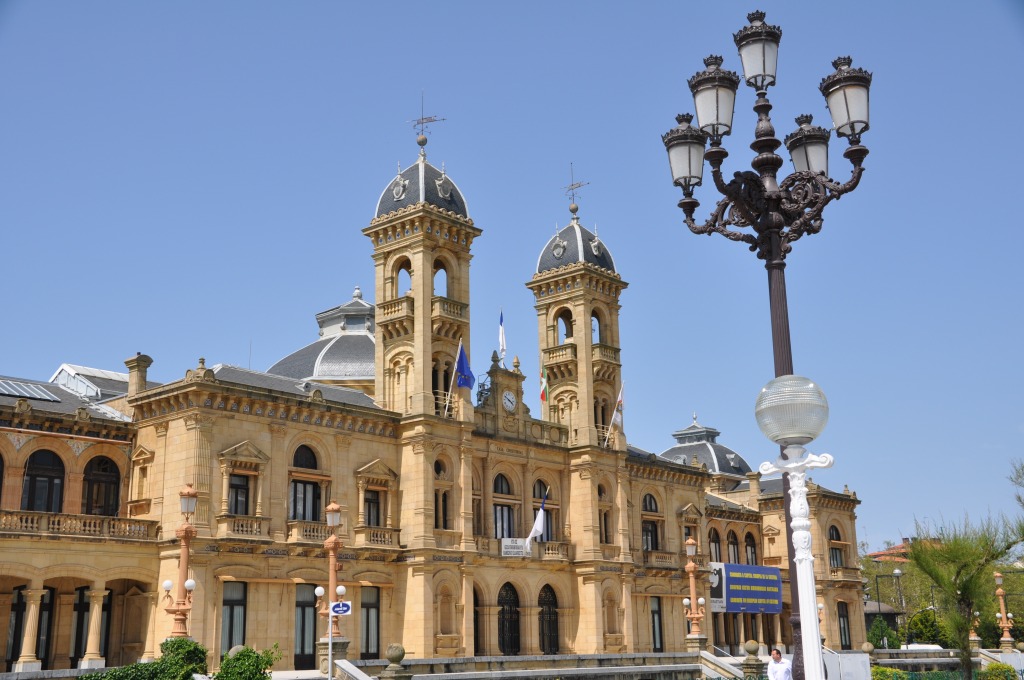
0 510 159 541
215 514 267 539
287 520 331 544
353 525 398 548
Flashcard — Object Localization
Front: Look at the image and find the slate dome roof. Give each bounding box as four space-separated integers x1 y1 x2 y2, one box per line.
375 137 468 219
268 287 376 382
659 416 752 476
536 206 617 274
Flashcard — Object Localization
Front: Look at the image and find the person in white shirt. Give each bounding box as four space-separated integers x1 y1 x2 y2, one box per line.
768 648 793 680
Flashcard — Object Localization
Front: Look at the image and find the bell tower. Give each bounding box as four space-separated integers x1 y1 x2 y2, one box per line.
363 136 482 418
527 204 626 447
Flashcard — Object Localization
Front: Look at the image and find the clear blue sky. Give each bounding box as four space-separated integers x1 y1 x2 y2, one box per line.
2 1 1022 552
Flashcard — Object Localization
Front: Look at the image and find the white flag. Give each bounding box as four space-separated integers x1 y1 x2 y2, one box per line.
524 491 547 554
606 384 624 446
499 310 507 366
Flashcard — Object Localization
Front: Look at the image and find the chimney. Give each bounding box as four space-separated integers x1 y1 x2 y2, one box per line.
746 471 761 508
124 353 154 398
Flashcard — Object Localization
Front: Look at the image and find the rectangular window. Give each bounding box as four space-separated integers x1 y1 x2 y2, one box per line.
221 582 247 653
360 587 380 660
829 544 845 568
290 480 320 521
364 490 381 527
294 584 317 670
642 520 659 551
837 601 852 650
228 475 249 516
493 504 515 539
650 596 664 653
600 511 611 544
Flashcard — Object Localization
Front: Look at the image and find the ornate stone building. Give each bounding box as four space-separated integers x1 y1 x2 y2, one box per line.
0 137 865 672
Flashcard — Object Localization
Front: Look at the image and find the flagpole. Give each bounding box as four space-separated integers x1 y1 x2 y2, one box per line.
443 340 462 419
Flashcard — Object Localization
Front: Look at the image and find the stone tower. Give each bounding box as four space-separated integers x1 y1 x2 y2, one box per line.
527 204 627 448
363 136 482 419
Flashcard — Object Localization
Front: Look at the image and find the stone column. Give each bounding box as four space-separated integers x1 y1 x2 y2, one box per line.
14 589 45 671
141 591 158 662
79 588 107 669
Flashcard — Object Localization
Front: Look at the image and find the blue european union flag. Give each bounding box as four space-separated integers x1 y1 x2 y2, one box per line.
456 342 475 389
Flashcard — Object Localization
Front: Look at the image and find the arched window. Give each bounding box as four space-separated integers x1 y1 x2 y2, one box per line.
433 260 449 297
591 312 602 344
22 450 64 513
641 494 661 552
727 531 740 563
431 357 453 416
538 585 559 654
83 456 120 516
497 583 521 656
434 459 451 530
744 532 758 565
395 260 412 298
709 528 722 562
829 525 846 568
289 446 321 522
556 310 574 344
493 474 515 539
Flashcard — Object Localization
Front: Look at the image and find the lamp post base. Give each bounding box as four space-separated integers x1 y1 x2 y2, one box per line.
317 638 349 678
685 634 707 653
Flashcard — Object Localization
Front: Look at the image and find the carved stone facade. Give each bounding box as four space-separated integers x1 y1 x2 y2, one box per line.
0 140 864 672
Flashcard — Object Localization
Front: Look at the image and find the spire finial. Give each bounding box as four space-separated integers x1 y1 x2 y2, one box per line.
692 411 698 425
564 162 589 220
411 91 445 159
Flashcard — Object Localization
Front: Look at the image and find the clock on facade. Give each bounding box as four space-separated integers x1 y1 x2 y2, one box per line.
502 390 517 412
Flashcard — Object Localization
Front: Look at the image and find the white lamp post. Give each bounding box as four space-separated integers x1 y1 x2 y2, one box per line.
756 375 832 680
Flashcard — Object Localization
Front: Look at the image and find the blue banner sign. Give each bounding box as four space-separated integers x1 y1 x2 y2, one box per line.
708 562 783 614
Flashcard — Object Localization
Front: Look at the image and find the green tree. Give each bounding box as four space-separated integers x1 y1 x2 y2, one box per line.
867 615 900 649
908 515 1024 680
214 644 281 680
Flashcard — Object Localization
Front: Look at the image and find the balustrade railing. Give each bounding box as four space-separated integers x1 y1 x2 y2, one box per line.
0 510 159 540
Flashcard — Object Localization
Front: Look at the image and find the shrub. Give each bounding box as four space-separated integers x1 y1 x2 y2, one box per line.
979 662 1017 680
83 638 208 680
214 644 281 680
870 667 908 680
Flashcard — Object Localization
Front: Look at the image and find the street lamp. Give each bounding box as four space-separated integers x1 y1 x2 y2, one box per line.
875 569 905 628
320 500 344 639
996 572 1015 651
165 483 199 638
663 12 871 680
684 537 706 641
755 374 832 680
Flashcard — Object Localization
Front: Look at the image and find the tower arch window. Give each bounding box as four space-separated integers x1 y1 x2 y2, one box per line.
598 483 613 545
83 456 120 516
432 259 449 297
538 585 559 654
727 531 740 563
744 532 758 565
556 309 574 344
709 528 722 562
22 450 64 513
431 356 454 416
392 258 413 299
828 525 847 568
497 583 521 656
434 458 453 531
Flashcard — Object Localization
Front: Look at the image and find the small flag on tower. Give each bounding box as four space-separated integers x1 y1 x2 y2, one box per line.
540 368 549 404
605 384 624 446
455 339 475 389
499 310 507 367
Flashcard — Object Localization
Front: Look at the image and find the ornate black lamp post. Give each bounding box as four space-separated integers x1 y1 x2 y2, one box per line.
663 11 871 680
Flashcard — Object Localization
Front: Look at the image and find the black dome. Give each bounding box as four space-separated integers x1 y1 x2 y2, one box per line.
375 152 468 219
659 418 752 476
536 213 616 274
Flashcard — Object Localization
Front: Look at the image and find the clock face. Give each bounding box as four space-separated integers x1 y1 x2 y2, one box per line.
502 390 517 412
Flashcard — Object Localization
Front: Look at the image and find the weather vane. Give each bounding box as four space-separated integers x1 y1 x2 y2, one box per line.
563 162 589 206
411 91 445 137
